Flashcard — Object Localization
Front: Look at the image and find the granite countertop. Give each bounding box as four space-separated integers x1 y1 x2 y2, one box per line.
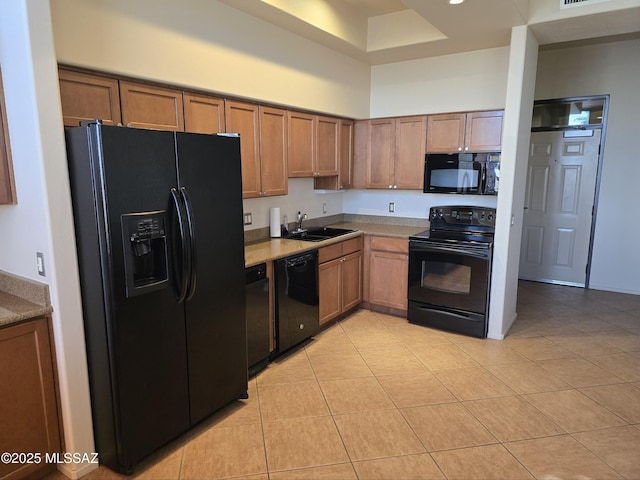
0 271 53 327
245 222 427 267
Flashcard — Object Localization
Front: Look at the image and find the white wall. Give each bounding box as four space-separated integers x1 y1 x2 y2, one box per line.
489 27 539 339
0 1 96 478
370 47 510 117
243 178 345 231
535 38 640 294
50 0 370 119
343 190 497 219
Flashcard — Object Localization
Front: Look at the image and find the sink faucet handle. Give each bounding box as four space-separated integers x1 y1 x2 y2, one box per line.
296 211 308 231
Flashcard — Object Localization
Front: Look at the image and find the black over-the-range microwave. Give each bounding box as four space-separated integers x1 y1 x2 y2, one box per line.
423 153 501 195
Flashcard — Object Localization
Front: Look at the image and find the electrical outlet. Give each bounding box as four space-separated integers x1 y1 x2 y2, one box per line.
243 213 252 225
36 252 46 277
322 203 327 214
389 202 395 213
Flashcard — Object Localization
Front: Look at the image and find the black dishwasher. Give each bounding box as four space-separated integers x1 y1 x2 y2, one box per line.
245 263 270 376
275 251 319 355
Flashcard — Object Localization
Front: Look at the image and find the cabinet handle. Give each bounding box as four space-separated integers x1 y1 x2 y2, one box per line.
388 185 392 189
458 146 462 152
393 185 398 189
464 146 469 151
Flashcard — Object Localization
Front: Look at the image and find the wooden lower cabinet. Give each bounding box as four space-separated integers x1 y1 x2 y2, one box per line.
366 236 409 313
318 237 363 326
0 317 62 480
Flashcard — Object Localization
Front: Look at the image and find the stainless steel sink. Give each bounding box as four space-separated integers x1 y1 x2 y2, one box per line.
287 227 356 242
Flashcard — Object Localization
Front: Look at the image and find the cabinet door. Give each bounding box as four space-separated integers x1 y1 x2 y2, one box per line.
352 120 369 189
226 101 260 198
465 110 503 152
369 250 408 311
319 258 342 326
0 318 61 479
315 116 339 176
426 113 465 153
0 70 16 205
342 250 363 312
338 119 354 189
259 106 288 197
183 93 225 134
394 116 426 190
367 118 395 189
58 69 122 127
287 111 315 177
120 80 184 131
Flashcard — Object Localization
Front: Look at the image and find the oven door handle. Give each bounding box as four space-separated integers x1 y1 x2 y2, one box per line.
410 243 491 260
414 305 482 322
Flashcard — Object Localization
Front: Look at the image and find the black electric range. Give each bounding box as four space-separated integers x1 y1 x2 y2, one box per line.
407 206 496 338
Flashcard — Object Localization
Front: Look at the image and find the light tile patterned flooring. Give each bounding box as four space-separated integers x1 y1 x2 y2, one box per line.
50 281 640 479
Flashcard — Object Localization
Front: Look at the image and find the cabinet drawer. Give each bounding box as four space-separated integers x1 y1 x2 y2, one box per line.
342 236 363 256
319 243 343 263
369 236 408 254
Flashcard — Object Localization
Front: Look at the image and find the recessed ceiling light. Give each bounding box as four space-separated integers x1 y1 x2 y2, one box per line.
449 0 465 4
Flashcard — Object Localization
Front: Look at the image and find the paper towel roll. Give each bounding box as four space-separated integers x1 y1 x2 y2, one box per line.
270 207 281 238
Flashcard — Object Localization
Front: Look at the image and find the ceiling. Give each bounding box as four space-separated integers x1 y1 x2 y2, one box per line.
218 0 640 64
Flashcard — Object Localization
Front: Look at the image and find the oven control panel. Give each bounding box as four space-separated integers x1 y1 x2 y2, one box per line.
429 206 496 227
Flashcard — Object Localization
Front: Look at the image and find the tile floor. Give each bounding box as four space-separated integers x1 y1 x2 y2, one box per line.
48 281 640 479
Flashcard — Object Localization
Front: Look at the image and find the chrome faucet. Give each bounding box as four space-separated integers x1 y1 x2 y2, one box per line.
295 211 308 233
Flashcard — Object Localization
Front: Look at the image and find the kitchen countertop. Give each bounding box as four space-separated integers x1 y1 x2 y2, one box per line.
245 222 426 267
0 271 53 327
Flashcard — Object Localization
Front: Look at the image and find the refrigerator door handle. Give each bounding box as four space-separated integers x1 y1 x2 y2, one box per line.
170 188 190 303
181 186 197 300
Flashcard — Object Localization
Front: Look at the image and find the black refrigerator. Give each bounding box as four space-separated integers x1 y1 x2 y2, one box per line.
65 121 248 474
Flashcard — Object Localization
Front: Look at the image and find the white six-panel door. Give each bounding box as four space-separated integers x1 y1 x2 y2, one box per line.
519 130 601 286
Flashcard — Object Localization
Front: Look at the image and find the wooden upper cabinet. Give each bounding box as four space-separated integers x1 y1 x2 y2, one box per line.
287 111 315 177
120 80 184 131
0 69 16 204
259 106 288 197
394 116 426 190
361 116 426 190
368 118 395 189
352 120 369 189
225 100 260 198
183 93 225 134
58 68 122 127
465 110 504 152
427 110 503 153
338 119 354 189
315 116 339 177
289 112 340 179
426 113 465 153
